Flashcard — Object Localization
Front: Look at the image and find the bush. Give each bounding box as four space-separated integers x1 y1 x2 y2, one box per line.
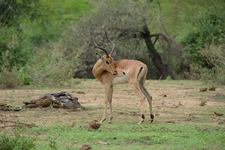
200 99 207 106
0 50 21 88
165 76 173 81
177 0 225 68
0 27 33 69
0 40 81 88
0 122 36 150
185 42 225 85
0 133 36 150
0 70 21 88
19 43 81 87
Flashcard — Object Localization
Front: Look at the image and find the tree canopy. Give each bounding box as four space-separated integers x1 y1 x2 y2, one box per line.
0 0 225 87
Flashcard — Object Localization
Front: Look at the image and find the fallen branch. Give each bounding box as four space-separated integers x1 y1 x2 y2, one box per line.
214 112 223 116
0 125 16 128
166 121 175 124
97 141 109 145
0 120 38 128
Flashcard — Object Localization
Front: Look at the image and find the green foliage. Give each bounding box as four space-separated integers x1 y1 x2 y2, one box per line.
165 76 172 81
0 49 21 88
179 101 182 106
0 42 81 88
0 122 36 150
41 0 90 22
178 0 225 67
0 0 91 88
186 42 225 85
0 0 90 70
19 43 81 87
0 0 44 69
0 133 36 150
0 0 44 26
0 27 33 68
25 0 91 46
200 99 207 106
0 69 21 88
23 77 33 85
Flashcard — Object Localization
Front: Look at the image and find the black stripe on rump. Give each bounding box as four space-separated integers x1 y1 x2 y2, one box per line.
137 66 144 78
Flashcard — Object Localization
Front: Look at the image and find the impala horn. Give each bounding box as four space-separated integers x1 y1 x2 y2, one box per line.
104 31 115 56
93 34 109 58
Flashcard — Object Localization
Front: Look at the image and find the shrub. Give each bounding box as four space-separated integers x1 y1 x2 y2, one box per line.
20 43 81 87
0 70 21 88
0 133 36 150
185 42 225 85
165 76 173 81
200 99 207 106
0 27 33 69
0 40 82 88
0 50 21 88
178 0 225 68
0 122 36 150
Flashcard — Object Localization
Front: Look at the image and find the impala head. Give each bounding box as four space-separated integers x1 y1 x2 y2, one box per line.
93 31 117 75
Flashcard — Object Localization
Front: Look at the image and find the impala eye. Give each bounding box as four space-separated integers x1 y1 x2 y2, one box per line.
106 60 110 64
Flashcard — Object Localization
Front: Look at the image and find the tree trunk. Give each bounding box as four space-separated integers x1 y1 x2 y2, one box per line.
142 25 169 79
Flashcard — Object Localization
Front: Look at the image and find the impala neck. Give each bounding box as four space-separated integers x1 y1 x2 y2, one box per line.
92 60 106 83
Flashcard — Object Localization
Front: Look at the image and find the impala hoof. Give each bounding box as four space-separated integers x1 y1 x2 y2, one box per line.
108 116 113 124
138 120 144 125
150 114 154 123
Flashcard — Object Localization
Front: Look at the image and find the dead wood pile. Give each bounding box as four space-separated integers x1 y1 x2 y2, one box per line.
0 103 21 111
23 91 85 110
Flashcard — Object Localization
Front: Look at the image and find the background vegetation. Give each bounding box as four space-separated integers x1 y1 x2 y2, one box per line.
0 1 224 149
0 0 224 88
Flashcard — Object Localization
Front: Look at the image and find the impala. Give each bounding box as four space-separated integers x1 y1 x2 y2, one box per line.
92 32 154 125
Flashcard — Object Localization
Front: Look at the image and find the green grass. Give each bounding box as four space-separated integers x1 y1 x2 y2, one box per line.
23 123 225 149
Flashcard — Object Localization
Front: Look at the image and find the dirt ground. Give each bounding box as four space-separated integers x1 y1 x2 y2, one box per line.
0 80 225 129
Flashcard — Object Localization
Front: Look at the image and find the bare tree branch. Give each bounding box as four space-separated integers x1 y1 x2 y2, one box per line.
156 0 170 38
151 33 169 42
153 36 159 46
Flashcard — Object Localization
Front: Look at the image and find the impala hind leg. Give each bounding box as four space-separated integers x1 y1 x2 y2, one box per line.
139 75 154 123
130 83 146 125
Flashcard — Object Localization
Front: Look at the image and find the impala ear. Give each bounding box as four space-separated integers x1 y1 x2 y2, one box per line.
96 53 102 59
110 51 117 57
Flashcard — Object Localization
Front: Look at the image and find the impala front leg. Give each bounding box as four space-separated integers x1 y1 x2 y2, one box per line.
99 84 111 124
108 85 113 124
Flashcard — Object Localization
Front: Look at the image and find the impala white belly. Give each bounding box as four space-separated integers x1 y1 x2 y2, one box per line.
112 74 128 85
